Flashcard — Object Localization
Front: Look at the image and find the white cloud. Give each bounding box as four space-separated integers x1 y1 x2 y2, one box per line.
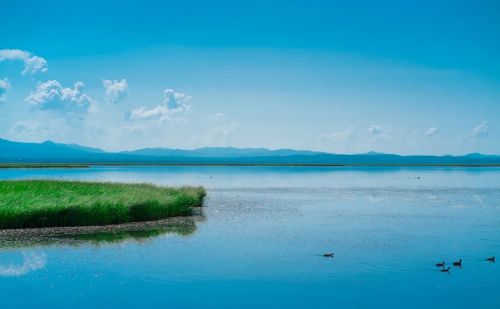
0 252 46 277
205 122 240 146
129 105 169 121
425 127 438 137
25 80 95 112
163 88 191 112
8 116 69 141
130 88 191 121
367 125 383 135
0 78 10 101
0 49 48 74
102 79 129 103
215 112 226 120
367 124 393 141
320 126 355 142
471 121 488 138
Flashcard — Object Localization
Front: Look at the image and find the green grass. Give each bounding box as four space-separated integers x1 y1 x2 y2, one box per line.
0 164 89 168
0 180 205 229
2 163 500 168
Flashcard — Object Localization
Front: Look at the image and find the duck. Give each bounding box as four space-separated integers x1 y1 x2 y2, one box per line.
435 261 445 267
323 253 334 257
453 259 462 267
486 256 495 262
440 267 451 273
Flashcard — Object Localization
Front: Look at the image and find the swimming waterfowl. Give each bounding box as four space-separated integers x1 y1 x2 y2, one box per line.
440 267 451 273
486 256 495 262
435 261 445 267
453 259 462 267
323 253 334 257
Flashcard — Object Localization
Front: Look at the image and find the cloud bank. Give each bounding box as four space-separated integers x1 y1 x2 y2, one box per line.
471 121 488 138
425 127 438 137
205 122 240 146
25 80 95 112
0 78 10 101
103 79 129 103
215 112 226 120
130 88 191 121
320 126 355 142
367 125 383 135
0 49 48 74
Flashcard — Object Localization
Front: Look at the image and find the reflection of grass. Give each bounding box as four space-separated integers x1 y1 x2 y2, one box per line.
0 219 200 249
0 180 206 229
66 224 197 244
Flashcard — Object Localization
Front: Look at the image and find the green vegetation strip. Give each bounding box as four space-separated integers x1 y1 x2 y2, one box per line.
0 180 205 229
0 164 89 168
2 163 500 168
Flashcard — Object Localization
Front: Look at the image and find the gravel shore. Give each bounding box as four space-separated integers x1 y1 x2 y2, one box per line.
0 208 204 248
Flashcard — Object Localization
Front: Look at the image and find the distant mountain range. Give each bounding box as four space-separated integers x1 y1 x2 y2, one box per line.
122 147 323 158
1 138 500 165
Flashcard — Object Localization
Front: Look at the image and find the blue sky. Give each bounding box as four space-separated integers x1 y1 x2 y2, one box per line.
1 0 499 154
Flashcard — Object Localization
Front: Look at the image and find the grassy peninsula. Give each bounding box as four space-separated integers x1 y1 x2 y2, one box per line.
0 180 205 229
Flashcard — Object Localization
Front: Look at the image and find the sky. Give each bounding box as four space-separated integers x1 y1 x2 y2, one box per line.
1 0 499 155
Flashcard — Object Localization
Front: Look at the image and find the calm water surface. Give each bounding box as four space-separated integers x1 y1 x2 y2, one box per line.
0 166 499 308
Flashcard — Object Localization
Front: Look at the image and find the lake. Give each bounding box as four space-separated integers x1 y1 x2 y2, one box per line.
0 166 499 308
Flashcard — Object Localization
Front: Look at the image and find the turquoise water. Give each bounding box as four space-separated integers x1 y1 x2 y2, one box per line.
0 166 499 308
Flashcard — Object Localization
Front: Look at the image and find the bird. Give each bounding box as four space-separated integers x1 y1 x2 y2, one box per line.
486 256 495 262
453 259 462 267
440 267 451 273
323 253 334 257
435 261 445 267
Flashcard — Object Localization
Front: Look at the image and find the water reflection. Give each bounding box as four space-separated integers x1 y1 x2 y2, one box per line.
0 252 46 277
63 222 197 246
0 210 204 249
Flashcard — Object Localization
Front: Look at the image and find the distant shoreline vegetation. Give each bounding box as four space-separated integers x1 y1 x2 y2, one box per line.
0 163 90 168
0 180 206 229
1 163 500 168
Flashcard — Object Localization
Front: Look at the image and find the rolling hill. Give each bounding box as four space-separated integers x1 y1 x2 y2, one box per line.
1 138 499 165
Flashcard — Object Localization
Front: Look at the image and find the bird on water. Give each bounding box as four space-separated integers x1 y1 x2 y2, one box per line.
486 256 495 262
440 267 451 273
323 253 334 257
453 259 462 267
435 261 445 267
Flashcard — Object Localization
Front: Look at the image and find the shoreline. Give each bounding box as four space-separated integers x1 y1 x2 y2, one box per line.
0 208 204 247
2 163 500 168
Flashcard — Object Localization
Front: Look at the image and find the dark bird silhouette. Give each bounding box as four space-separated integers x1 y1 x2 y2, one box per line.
435 261 445 267
440 267 451 273
486 256 495 262
453 259 462 267
323 253 334 257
